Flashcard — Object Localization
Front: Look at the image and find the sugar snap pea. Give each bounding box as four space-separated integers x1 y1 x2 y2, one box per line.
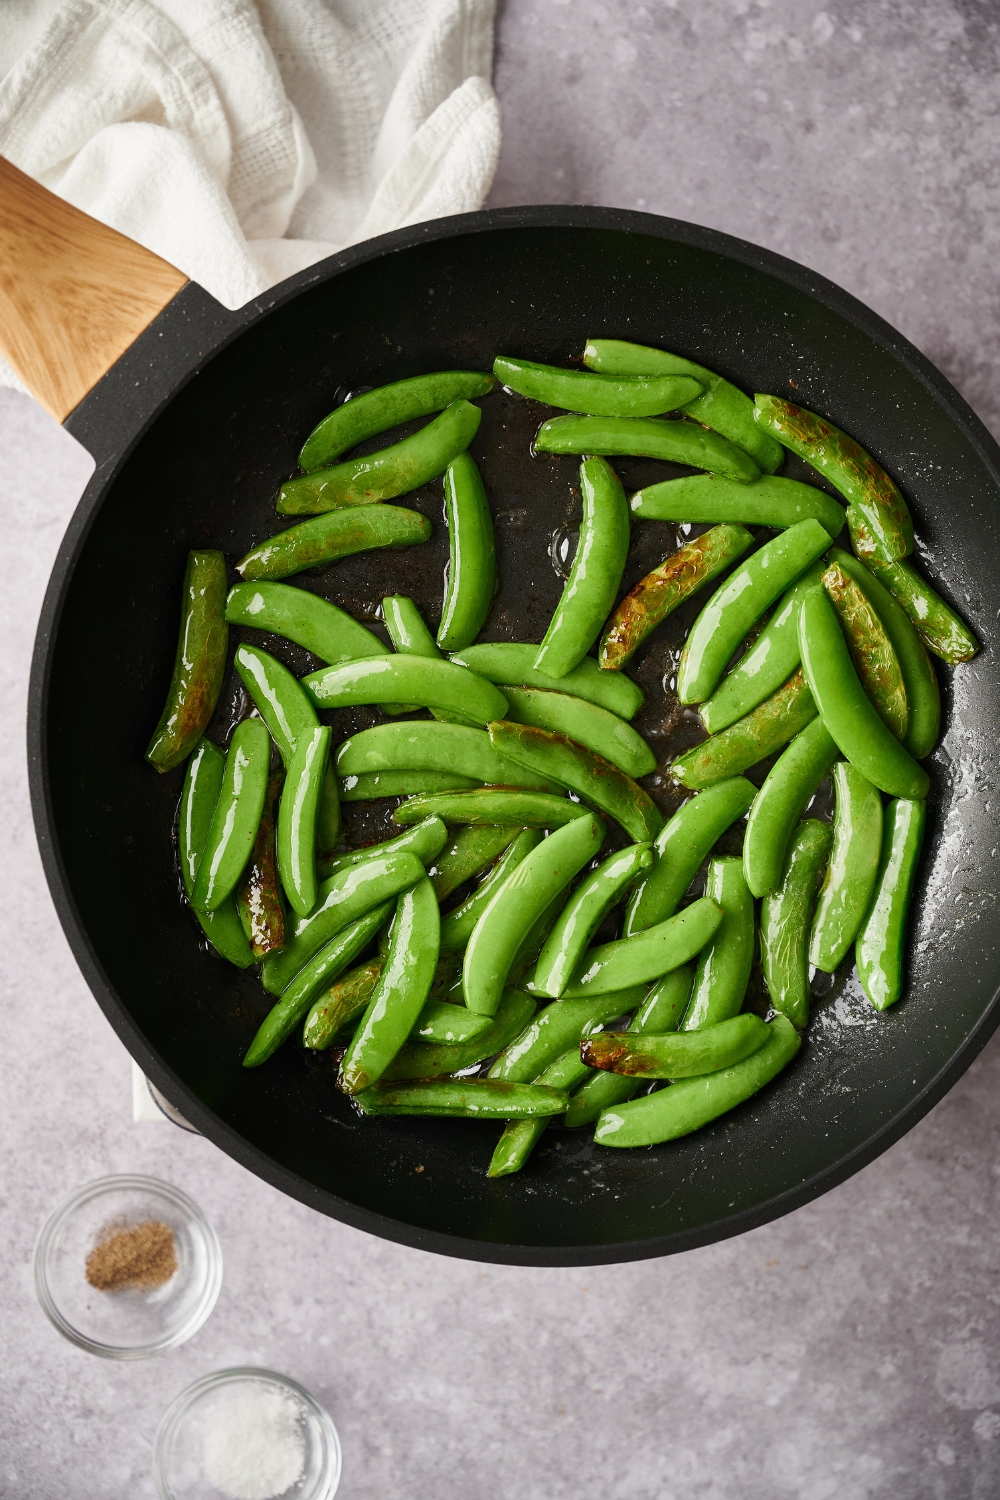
276 725 330 917
489 992 643 1083
278 400 481 514
534 457 631 679
428 824 521 900
680 859 754 1029
559 896 722 997
318 816 447 883
299 371 494 471
449 642 644 720
760 818 832 1026
600 523 753 671
191 718 271 911
303 655 507 725
341 771 481 800
302 957 384 1050
494 354 701 416
381 987 537 1080
488 1047 590 1178
535 414 761 484
440 831 542 952
226 581 389 665
394 789 582 829
499 686 655 778
237 770 285 959
742 717 839 898
335 721 557 791
533 843 653 997
823 563 907 740
236 504 432 582
631 473 845 537
147 550 229 772
178 740 253 967
670 670 817 789
438 452 496 650
677 519 833 703
855 797 926 1010
866 556 979 664
355 1078 570 1119
594 1014 800 1147
809 763 884 973
382 594 439 658
412 999 492 1045
799 586 930 799
584 1012 769 1078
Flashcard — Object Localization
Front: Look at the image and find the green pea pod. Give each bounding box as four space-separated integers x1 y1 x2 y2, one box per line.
411 999 493 1045
463 815 604 1016
335 721 558 791
318 816 447 883
533 843 654 996
440 830 543 952
342 771 481 800
488 1046 589 1178
487 721 663 843
190 719 270 911
534 414 761 484
276 725 331 917
494 354 701 415
508 886 573 981
560 897 722 997
855 797 926 1011
624 778 756 935
753 395 913 562
236 770 285 959
244 902 392 1066
382 987 537 1080
499 686 655 778
680 859 754 1029
699 564 827 734
438 452 496 650
356 1078 570 1118
261 850 426 994
178 740 254 967
808 763 883 973
340 877 441 1092
147 550 229 772
826 549 939 759
760 818 833 1025
583 338 783 474
584 1012 769 1078
299 371 494 471
534 457 631 679
678 519 833 704
226 581 389 665
428 824 521 900
489 991 643 1083
236 504 432 582
394 789 582 829
671 670 817 790
380 593 439 657
866 555 979 664
303 656 507 725
449 642 644 720
594 1014 801 1147
799 586 929 799
302 957 384 1050
599 524 754 671
823 563 907 740
742 718 839 898
278 400 482 514
629 473 845 538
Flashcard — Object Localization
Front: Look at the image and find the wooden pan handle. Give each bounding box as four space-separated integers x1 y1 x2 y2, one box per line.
0 156 188 422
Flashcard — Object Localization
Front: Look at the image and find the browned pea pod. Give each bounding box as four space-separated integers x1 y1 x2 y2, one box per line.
670 670 817 789
146 550 228 772
822 563 908 741
599 524 753 670
866 555 980 665
302 957 384 1050
237 770 285 959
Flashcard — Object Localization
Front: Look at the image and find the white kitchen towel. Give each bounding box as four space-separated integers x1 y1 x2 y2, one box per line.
0 0 501 392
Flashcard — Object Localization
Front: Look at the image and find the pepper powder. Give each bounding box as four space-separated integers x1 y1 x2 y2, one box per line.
85 1219 178 1291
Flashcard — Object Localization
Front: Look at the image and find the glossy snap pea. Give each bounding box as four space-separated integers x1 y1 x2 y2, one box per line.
823 563 907 740
341 771 481 800
583 338 783 473
236 504 432 582
494 354 701 415
279 400 481 514
440 831 543 952
509 887 574 981
560 897 722 997
394 789 581 829
499 686 655 778
335 721 556 790
379 594 468 721
303 656 507 725
594 1014 801 1147
302 957 384 1050
867 556 979 664
584 1012 768 1078
299 371 494 471
534 457 630 679
438 452 496 650
381 987 537 1080
356 1078 570 1118
533 843 654 996
671 671 817 789
178 740 253 967
341 876 441 1092
412 999 493 1044
237 770 285 959
319 815 447 883
488 1046 589 1178
624 778 756 935
191 719 271 911
799 586 930 799
742 717 839 898
489 992 642 1083
276 725 331 917
753 395 913 562
535 414 760 483
428 824 520 900
146 550 228 772
855 797 926 1010
450 642 644 719
680 859 754 1029
226 581 389 664
487 721 662 843
599 524 753 671
631 473 845 537
809 763 883 972
677 519 833 703
463 815 604 1016
760 818 832 1025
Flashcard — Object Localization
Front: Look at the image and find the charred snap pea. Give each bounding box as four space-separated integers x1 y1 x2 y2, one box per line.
533 843 654 997
489 992 642 1083
437 453 497 650
599 524 753 671
630 474 845 538
355 1078 570 1119
381 987 537 1080
488 1047 589 1179
428 824 521 900
449 642 644 720
440 831 542 952
499 686 655 778
277 725 331 917
226 581 389 665
237 770 285 959
487 721 663 843
319 815 447 883
625 778 757 935
671 670 817 790
236 504 432 582
394 789 581 829
677 519 833 703
809 762 883 973
303 656 507 725
866 556 979 664
560 897 722 997
535 414 761 484
302 957 384 1050
191 719 271 911
147 550 228 772
494 354 702 416
342 771 481 800
760 818 832 1026
335 721 558 791
855 797 926 1010
583 1012 769 1078
799 586 930 800
583 338 784 474
534 458 630 679
299 371 494 471
412 999 492 1044
823 563 907 741
742 717 839 898
278 400 481 514
680 859 754 1030
179 740 254 967
594 1014 801 1147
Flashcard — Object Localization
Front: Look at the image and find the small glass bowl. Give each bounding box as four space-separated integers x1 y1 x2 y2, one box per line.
34 1174 222 1359
153 1368 342 1500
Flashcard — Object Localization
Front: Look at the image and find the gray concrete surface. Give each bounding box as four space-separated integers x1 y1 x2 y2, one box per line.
3 3 1000 1496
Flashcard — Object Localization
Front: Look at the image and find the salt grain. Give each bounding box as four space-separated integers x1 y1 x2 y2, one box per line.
202 1384 305 1500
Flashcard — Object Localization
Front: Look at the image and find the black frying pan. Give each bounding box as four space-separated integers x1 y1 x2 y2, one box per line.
22 202 1000 1266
